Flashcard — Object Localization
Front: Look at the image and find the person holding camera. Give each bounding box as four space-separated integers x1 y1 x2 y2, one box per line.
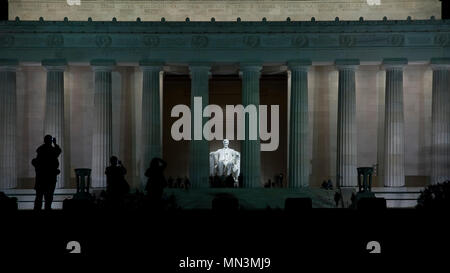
31 135 62 210
145 157 167 202
105 156 129 201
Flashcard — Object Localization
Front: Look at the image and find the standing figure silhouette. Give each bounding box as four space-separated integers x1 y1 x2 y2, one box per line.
105 156 129 200
31 135 61 210
145 158 167 202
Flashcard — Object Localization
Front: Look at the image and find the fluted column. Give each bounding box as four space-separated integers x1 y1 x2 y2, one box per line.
43 59 66 188
383 58 407 187
140 61 163 187
91 60 115 188
431 58 450 184
189 64 210 188
240 64 262 188
288 60 311 187
335 59 359 187
0 59 18 189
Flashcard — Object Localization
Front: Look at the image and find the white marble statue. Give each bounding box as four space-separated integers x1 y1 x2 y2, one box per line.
210 139 240 184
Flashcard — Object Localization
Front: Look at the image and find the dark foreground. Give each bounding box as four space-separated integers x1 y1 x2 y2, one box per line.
0 209 447 270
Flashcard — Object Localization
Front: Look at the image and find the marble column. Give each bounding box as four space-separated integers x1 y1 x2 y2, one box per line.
0 59 18 189
91 60 115 188
140 61 163 188
288 60 311 188
189 64 210 188
240 64 262 188
383 58 407 187
42 59 67 188
335 59 359 187
430 58 450 184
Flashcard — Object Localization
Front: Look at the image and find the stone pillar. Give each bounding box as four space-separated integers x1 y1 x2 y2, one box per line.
140 61 164 188
430 58 450 184
0 59 18 189
240 64 262 188
91 60 115 188
42 59 67 189
189 64 210 188
288 60 311 187
335 59 359 187
383 58 407 187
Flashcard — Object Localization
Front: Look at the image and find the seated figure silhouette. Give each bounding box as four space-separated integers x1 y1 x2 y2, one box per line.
31 135 61 210
105 156 129 201
145 158 167 203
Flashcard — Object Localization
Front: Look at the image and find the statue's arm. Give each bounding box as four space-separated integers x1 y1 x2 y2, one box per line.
234 152 240 170
209 152 216 176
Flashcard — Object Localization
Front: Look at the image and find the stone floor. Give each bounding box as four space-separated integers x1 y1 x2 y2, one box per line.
2 187 422 210
164 188 337 209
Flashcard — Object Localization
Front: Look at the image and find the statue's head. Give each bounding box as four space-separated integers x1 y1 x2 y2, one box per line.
223 139 229 148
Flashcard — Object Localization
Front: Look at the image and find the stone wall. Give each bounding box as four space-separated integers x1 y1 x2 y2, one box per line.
9 0 441 21
15 64 432 189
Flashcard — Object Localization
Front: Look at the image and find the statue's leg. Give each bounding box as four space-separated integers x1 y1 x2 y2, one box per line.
231 169 238 187
217 161 225 176
209 155 215 176
224 161 233 176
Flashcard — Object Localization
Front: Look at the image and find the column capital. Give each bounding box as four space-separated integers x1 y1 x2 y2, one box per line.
42 59 67 72
335 59 360 70
240 62 263 72
189 63 211 79
382 58 408 70
431 58 450 70
90 59 116 72
139 60 164 71
189 62 211 72
0 59 18 71
288 59 312 71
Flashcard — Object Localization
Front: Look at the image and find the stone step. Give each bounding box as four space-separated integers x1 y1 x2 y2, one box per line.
10 195 72 202
18 201 64 210
371 187 423 193
1 188 108 210
2 187 424 209
386 200 418 208
372 187 423 208
372 193 420 200
2 189 77 195
1 189 76 210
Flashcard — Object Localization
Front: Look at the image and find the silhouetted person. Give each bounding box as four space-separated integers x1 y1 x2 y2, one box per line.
145 158 167 202
350 192 356 208
327 179 333 190
105 156 129 200
184 176 191 189
277 173 284 187
334 191 342 207
31 135 61 210
167 176 174 188
176 177 182 188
